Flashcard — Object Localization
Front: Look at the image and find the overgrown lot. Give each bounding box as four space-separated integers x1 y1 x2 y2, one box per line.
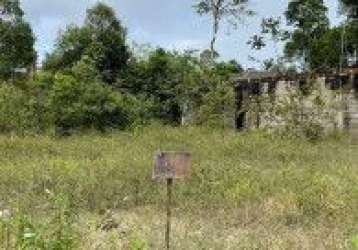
0 125 357 249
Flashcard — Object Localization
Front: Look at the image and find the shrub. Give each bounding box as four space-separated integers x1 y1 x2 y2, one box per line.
194 80 235 128
48 73 134 134
0 84 49 134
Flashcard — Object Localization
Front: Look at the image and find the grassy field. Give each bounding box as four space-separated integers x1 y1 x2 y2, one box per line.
0 125 357 249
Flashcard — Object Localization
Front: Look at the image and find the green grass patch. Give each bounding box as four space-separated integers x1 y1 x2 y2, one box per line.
0 125 357 248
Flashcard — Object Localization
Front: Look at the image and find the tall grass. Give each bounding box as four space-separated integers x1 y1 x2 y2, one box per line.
0 125 357 249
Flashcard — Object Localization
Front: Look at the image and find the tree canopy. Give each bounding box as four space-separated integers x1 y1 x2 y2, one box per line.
284 0 330 69
0 0 23 19
44 3 130 85
0 0 36 80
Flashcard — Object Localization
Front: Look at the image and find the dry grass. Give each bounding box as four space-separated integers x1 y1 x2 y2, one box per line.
79 203 355 250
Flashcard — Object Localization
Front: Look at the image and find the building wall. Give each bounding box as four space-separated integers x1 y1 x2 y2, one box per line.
235 75 358 141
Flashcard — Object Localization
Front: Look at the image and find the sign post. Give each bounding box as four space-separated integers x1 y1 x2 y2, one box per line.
165 178 172 250
153 151 192 250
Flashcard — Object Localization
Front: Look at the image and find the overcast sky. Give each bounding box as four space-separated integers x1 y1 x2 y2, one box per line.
21 0 344 68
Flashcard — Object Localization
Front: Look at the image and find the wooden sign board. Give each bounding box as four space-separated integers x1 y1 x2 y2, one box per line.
153 151 192 180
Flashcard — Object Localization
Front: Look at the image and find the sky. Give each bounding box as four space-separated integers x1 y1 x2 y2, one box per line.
21 0 344 68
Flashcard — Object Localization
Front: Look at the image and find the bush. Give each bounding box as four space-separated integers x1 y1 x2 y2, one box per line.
194 80 235 128
0 58 151 135
0 84 49 134
48 74 135 134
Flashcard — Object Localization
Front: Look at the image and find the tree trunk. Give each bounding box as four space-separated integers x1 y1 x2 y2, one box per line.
210 0 222 62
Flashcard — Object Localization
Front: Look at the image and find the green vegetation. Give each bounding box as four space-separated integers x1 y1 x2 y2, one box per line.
284 0 330 68
0 50 239 134
250 0 358 71
0 0 356 134
0 1 243 135
0 0 36 80
0 1 357 248
0 125 357 249
43 3 129 85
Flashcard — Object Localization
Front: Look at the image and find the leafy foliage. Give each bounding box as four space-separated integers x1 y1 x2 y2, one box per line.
309 27 342 70
44 3 129 84
249 0 356 70
0 0 36 80
284 0 330 68
0 83 49 134
194 79 235 128
122 47 243 125
122 48 199 124
48 63 135 134
43 26 92 73
0 0 23 18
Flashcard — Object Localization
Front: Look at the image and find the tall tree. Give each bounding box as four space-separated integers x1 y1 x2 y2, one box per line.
284 0 329 69
249 0 355 70
0 0 36 80
85 3 129 83
193 0 253 61
44 3 129 84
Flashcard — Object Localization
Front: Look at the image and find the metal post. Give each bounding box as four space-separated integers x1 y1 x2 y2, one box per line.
165 178 173 250
0 222 3 249
6 224 10 250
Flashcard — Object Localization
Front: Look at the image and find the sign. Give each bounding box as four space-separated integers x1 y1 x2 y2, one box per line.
152 151 192 249
153 151 192 180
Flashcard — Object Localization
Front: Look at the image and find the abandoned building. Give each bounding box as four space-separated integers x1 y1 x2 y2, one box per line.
233 65 358 141
233 4 358 141
233 5 358 141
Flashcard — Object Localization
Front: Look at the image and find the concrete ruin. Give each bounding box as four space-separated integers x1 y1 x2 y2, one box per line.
233 67 358 141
